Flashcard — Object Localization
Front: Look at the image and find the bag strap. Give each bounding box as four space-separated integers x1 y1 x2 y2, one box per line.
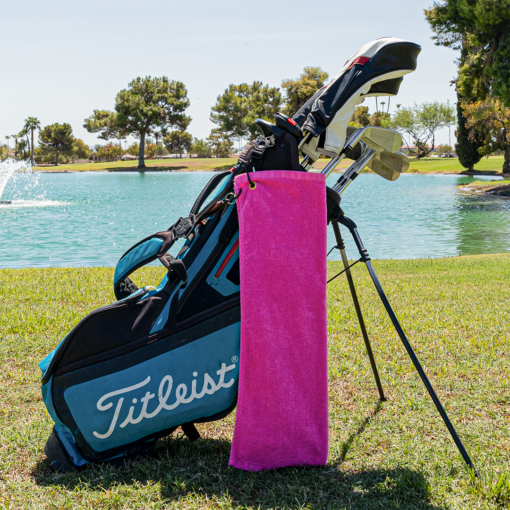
190 171 230 216
113 170 235 301
113 217 194 301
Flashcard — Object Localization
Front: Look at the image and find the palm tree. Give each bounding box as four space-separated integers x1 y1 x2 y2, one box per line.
24 117 41 165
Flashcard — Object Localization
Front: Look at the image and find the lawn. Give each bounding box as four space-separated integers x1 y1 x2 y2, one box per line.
312 155 506 174
36 156 507 175
1 256 509 508
37 158 236 173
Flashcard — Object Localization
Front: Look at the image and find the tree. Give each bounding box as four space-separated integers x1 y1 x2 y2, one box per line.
107 77 190 170
455 100 483 170
24 117 41 165
38 123 75 166
191 139 212 158
96 143 124 162
163 130 192 158
349 106 371 127
210 81 282 144
207 128 233 158
12 128 30 160
126 142 139 156
0 144 9 161
74 139 90 160
462 98 510 173
370 111 391 128
145 142 157 159
83 110 126 146
281 66 329 116
437 144 453 155
425 1 510 106
390 101 455 158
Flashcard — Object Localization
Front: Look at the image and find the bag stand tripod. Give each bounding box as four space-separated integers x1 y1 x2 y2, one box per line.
327 213 478 476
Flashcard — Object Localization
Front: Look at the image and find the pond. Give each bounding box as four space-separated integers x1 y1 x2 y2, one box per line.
1 171 509 268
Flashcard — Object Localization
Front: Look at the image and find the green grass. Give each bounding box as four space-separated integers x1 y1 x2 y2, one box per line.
403 156 506 174
1 256 510 508
303 156 506 175
460 180 510 188
37 156 507 175
37 158 236 172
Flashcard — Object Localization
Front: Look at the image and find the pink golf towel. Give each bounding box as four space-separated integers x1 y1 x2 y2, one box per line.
229 170 328 471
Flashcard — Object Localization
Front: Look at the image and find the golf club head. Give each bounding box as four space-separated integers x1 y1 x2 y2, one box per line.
360 127 402 153
368 151 409 181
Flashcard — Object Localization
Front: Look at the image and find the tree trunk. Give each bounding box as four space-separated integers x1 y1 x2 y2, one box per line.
138 131 146 170
503 145 510 175
31 129 34 165
55 149 60 166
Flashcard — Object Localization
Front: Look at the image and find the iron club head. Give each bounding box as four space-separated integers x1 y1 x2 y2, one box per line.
367 151 409 181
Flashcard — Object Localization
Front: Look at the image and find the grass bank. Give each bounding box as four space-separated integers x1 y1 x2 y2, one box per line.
37 158 236 173
458 179 510 197
1 256 509 508
36 156 507 175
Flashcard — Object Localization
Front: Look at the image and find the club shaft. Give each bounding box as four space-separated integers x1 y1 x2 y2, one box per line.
333 149 376 194
321 154 346 178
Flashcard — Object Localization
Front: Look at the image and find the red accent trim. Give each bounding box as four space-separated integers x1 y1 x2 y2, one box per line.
230 166 235 173
347 56 370 70
215 239 239 278
287 118 297 126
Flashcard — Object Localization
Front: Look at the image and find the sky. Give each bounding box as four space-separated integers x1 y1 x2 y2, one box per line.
0 0 459 149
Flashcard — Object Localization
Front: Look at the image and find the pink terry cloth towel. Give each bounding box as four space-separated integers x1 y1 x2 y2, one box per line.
229 170 328 472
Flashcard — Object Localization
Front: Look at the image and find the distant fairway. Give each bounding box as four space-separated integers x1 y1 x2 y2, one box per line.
36 155 507 175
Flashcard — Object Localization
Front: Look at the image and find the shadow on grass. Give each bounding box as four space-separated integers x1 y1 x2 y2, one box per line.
32 403 441 509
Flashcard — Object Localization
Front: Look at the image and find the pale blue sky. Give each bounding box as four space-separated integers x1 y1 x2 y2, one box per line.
1 0 459 148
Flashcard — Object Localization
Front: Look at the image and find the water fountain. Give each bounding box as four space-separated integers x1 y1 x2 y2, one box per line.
0 159 32 204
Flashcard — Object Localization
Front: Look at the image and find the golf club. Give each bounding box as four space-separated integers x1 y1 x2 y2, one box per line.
332 148 377 194
367 151 410 181
320 126 403 178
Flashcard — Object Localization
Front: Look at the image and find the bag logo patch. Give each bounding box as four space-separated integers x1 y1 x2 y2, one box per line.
93 362 236 440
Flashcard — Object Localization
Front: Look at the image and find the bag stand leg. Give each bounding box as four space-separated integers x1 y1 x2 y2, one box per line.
333 213 478 476
330 219 386 402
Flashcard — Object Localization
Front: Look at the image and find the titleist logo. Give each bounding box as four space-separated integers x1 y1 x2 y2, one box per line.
93 362 236 439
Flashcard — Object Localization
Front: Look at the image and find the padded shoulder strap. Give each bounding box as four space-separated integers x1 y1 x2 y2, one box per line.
113 216 194 300
190 171 230 216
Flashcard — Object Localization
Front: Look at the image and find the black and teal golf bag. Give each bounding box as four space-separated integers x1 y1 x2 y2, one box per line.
39 168 245 470
39 127 305 471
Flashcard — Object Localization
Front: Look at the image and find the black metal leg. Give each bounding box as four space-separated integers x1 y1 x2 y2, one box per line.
336 214 478 476
331 220 386 402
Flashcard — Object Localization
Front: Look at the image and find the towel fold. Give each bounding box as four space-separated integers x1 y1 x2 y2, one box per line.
229 170 329 471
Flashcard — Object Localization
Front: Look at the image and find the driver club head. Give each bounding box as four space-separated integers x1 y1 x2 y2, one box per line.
368 151 409 181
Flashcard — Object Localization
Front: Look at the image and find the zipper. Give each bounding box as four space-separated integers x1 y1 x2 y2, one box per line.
55 297 240 375
41 288 150 385
214 239 239 279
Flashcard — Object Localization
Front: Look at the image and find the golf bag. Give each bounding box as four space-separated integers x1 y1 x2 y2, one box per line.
40 36 425 471
39 119 310 470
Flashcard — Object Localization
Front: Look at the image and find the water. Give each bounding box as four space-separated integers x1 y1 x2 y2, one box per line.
0 171 509 268
0 159 32 201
